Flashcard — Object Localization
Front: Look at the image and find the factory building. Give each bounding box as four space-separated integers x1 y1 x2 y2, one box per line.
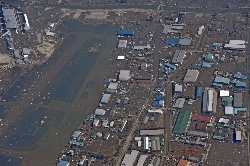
172 50 186 64
202 88 214 113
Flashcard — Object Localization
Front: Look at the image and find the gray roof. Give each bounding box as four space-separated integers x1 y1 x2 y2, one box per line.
148 156 160 166
136 155 148 166
122 150 139 166
233 93 243 107
94 109 106 116
183 69 199 83
179 38 191 45
174 84 182 92
187 130 208 137
119 70 131 81
14 50 20 58
16 59 22 64
118 40 127 48
172 50 186 63
140 129 164 136
22 48 30 55
23 57 29 62
24 26 31 32
173 98 185 108
2 8 18 29
100 94 111 104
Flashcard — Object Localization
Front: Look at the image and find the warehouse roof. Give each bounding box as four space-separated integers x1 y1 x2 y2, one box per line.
234 81 246 88
136 155 148 166
222 96 233 107
233 73 246 80
100 94 111 104
165 38 180 45
214 76 230 84
140 129 164 136
219 90 229 97
173 98 185 108
183 69 199 83
121 150 139 166
233 93 243 107
179 38 191 45
119 70 131 81
94 109 106 116
173 110 192 134
229 40 245 45
172 50 186 64
224 106 234 115
192 113 211 122
118 29 134 36
224 44 246 50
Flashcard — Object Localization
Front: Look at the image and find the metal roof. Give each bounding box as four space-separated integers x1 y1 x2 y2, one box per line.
136 155 148 166
14 50 19 58
140 129 164 136
183 69 199 83
235 131 241 141
121 150 139 166
173 98 185 108
164 38 180 45
172 50 186 64
118 40 127 48
119 70 131 81
71 131 81 139
117 29 134 36
179 38 191 45
175 84 182 92
2 8 19 29
94 109 106 116
234 81 246 88
233 73 246 80
173 110 192 134
219 90 229 97
224 106 234 115
233 93 242 107
187 130 208 137
57 160 70 166
192 113 211 122
202 89 213 113
100 94 111 104
22 48 30 55
214 76 230 84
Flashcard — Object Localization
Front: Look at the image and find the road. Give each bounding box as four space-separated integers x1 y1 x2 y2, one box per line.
33 3 250 14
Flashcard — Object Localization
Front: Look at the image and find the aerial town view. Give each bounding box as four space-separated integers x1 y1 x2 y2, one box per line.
0 0 250 166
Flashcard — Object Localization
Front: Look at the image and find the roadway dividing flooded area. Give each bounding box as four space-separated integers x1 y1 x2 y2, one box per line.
0 20 118 166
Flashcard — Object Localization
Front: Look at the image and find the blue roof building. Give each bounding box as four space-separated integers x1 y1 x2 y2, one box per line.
165 62 176 70
202 62 214 68
195 87 202 98
69 139 83 147
157 82 164 88
164 38 180 45
71 131 81 139
154 92 165 101
214 76 230 84
234 82 246 88
191 63 198 69
212 83 223 88
117 29 134 36
57 160 70 166
212 43 222 47
86 114 93 121
104 77 110 83
152 101 159 107
233 74 246 80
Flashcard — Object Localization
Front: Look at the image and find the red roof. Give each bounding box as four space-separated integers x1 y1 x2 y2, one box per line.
196 122 207 130
192 113 211 122
178 159 190 166
136 80 152 84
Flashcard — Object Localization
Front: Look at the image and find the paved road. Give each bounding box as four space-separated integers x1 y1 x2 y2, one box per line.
33 3 250 14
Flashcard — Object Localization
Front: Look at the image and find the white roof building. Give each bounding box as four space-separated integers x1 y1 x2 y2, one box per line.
229 40 245 45
202 89 213 113
173 98 185 108
218 118 229 124
148 109 163 114
119 70 131 81
108 83 118 90
198 25 204 35
224 106 234 115
235 131 241 141
117 56 125 60
100 94 111 104
219 90 230 97
138 140 142 147
118 40 127 49
175 84 182 92
94 109 106 116
144 137 149 150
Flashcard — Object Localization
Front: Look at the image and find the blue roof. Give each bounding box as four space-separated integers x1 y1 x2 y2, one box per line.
212 83 223 87
157 82 164 88
234 82 246 88
71 131 81 139
191 63 198 68
86 114 93 121
152 101 159 106
154 93 165 101
117 29 134 35
164 38 180 45
69 139 83 147
57 160 70 166
202 62 214 68
212 43 222 47
104 77 110 83
177 13 184 23
119 90 127 94
109 127 116 132
214 76 230 84
165 62 176 70
233 74 246 80
196 87 202 97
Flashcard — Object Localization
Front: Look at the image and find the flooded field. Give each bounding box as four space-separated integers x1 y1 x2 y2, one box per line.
0 21 118 166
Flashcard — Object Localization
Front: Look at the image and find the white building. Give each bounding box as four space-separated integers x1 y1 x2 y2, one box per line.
119 70 131 81
198 25 204 35
202 88 213 113
118 40 127 49
144 137 149 150
219 90 229 97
